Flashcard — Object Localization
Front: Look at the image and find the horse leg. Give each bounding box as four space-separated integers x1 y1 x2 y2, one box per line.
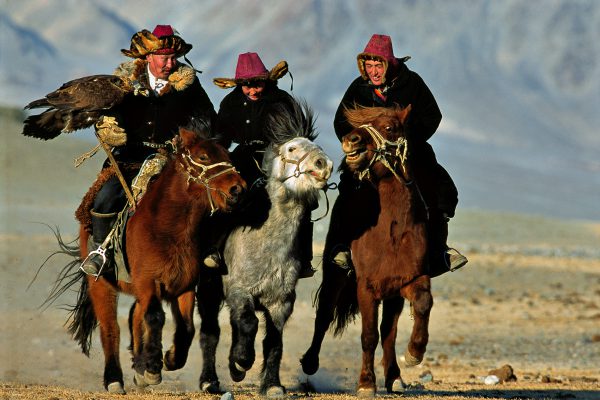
300 262 349 375
196 275 223 393
399 275 433 366
131 290 165 387
227 291 258 382
380 297 406 393
87 277 125 394
163 290 195 371
357 289 379 397
260 301 294 397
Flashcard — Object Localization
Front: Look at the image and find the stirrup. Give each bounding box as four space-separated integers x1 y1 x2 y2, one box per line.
446 248 468 272
79 246 108 279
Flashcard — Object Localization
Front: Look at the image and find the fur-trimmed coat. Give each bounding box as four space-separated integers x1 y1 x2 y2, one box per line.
108 58 216 163
335 59 458 216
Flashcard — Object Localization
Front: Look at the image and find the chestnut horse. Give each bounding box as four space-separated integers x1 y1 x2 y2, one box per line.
48 126 245 394
300 105 433 396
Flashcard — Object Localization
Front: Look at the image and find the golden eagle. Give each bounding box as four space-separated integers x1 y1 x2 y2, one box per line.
22 74 143 140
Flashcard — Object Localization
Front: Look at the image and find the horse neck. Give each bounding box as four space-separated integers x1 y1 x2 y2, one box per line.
137 161 210 242
265 179 309 229
375 174 423 225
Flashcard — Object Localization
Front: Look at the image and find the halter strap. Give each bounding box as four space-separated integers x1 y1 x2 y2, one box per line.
179 150 239 215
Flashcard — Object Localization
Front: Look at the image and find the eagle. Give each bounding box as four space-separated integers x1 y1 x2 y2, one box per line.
22 74 144 140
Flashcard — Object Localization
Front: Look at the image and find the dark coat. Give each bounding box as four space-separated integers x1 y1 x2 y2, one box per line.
215 83 296 184
334 60 458 216
109 59 216 164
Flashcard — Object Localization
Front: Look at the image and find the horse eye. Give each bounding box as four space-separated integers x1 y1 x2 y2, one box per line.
288 146 296 152
385 126 392 132
198 154 209 162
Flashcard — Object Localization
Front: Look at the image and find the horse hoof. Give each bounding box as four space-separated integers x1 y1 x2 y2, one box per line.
300 353 319 375
391 378 406 393
107 382 126 394
133 372 149 388
200 380 220 393
229 362 246 382
266 386 286 399
403 349 423 367
144 371 162 385
357 387 376 398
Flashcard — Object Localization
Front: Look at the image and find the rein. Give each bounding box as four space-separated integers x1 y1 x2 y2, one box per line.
179 150 239 215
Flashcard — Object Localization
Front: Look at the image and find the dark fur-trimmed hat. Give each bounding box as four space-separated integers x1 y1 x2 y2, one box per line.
213 52 288 89
121 25 192 59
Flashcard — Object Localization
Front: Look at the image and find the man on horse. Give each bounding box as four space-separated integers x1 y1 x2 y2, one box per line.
332 33 467 277
210 52 316 278
79 24 217 276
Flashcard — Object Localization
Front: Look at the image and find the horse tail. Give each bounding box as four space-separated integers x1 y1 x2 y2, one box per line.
331 276 359 336
39 226 97 356
313 266 359 337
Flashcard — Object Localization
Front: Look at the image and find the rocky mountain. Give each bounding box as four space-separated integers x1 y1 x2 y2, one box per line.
2 0 599 220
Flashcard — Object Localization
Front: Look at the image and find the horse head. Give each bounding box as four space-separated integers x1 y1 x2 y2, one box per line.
174 125 246 214
342 105 412 182
263 99 333 198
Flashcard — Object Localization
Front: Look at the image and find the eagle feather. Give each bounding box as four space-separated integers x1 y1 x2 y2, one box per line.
22 74 134 140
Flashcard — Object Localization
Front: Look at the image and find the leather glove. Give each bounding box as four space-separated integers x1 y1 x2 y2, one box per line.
95 115 127 146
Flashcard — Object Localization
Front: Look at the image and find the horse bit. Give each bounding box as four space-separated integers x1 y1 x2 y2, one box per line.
180 150 239 215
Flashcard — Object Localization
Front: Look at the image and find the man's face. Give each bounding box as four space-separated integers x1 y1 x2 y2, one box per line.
241 81 266 101
365 60 385 86
146 53 178 79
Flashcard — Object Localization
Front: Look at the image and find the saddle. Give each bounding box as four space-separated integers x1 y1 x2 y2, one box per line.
76 154 168 282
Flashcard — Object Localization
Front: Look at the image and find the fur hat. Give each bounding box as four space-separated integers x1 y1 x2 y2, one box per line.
213 52 288 89
121 25 192 59
357 34 410 84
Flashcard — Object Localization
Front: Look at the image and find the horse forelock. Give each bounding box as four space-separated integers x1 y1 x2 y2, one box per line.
265 97 318 145
344 104 403 128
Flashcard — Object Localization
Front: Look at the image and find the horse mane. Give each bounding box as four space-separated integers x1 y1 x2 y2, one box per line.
265 97 318 145
179 116 213 140
343 104 403 128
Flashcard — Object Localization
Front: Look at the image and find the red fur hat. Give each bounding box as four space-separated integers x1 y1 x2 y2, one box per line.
213 52 289 89
357 34 409 84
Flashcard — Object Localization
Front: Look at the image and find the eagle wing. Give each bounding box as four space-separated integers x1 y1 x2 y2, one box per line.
22 74 134 140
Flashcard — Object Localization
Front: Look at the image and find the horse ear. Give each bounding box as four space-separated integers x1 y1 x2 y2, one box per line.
397 104 412 124
177 127 198 148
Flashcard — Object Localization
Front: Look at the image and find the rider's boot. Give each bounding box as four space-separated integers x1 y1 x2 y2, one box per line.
298 218 316 278
80 210 118 277
428 213 468 278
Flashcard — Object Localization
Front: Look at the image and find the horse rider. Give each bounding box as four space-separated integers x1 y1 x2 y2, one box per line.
208 52 316 278
331 34 468 277
80 24 217 276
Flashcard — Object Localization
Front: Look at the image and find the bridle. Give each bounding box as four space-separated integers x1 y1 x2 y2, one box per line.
354 123 410 184
278 141 328 184
276 139 331 221
179 150 239 215
353 123 429 218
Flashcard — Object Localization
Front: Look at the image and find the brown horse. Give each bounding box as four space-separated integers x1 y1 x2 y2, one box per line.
300 105 433 396
48 126 246 394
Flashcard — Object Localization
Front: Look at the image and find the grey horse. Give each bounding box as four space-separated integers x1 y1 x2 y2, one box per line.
197 100 333 397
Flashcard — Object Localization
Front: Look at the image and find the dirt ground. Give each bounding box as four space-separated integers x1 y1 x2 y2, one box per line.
1 113 599 399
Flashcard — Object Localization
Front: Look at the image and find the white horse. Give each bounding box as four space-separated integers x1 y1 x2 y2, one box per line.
197 100 333 397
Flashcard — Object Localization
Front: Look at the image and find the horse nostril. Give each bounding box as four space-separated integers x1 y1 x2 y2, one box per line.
315 159 324 169
230 184 243 197
350 133 361 144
